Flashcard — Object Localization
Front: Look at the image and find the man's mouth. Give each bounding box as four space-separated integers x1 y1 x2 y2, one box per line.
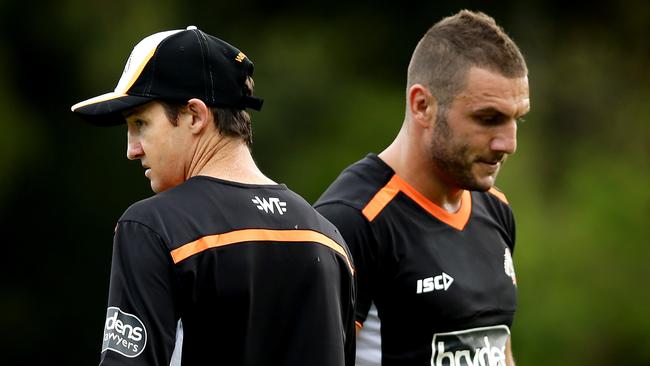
476 157 505 172
477 155 506 166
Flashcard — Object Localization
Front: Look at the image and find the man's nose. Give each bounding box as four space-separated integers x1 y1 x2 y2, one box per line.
126 130 143 160
490 120 517 155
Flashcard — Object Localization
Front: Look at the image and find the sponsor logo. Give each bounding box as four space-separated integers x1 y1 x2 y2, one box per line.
431 325 509 366
235 52 246 62
504 248 517 285
102 307 147 358
416 272 454 293
252 196 287 215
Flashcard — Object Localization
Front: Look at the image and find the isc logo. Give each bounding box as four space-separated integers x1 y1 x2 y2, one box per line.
416 272 454 293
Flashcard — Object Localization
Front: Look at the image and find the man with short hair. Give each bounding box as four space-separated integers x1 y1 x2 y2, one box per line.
72 26 355 366
315 10 530 366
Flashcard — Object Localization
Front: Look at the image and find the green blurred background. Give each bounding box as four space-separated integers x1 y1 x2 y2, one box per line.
1 1 648 365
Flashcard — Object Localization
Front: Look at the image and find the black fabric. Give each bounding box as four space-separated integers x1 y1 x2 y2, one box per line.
315 203 378 324
130 29 263 111
315 154 517 366
72 27 263 125
99 176 356 366
73 95 152 125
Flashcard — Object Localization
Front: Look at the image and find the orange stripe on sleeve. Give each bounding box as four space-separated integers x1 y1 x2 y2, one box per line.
361 176 401 221
170 229 354 274
488 187 509 204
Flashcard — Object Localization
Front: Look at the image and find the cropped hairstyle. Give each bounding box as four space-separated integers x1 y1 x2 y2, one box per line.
407 10 528 107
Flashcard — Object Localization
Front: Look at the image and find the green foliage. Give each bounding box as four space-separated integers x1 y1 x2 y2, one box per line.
0 2 647 365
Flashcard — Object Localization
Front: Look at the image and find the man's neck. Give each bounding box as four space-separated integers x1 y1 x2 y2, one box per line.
379 129 464 213
187 136 275 185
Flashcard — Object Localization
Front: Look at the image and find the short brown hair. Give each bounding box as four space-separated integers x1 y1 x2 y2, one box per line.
160 76 255 146
407 10 527 106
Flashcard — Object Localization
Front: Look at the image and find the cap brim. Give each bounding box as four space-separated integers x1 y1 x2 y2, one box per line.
71 92 153 126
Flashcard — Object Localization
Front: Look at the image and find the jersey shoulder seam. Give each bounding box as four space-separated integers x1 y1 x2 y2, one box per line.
117 219 168 247
315 199 365 212
487 186 509 205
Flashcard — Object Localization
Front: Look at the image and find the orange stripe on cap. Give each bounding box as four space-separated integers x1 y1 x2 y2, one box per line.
122 47 157 92
170 229 354 274
361 174 472 231
488 187 509 204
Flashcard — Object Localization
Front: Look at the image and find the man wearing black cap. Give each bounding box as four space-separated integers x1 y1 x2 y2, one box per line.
72 26 355 366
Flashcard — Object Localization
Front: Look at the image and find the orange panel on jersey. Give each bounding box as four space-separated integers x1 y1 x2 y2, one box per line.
361 174 472 231
488 187 509 204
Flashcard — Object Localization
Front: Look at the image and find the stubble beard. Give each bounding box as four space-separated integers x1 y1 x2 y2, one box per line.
429 110 496 192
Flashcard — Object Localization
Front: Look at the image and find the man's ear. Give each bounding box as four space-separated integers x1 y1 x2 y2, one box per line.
407 84 437 129
185 98 211 134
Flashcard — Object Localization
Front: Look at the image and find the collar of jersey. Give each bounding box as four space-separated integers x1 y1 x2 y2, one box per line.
387 174 472 231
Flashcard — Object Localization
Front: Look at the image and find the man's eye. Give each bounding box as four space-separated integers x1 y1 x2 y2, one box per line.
478 115 499 124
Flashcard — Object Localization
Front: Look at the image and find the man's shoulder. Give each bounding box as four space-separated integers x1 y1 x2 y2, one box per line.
119 178 210 224
471 187 516 234
119 190 176 226
472 186 513 212
315 153 394 212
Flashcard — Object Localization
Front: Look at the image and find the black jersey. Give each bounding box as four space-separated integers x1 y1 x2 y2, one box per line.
99 176 356 366
315 154 517 366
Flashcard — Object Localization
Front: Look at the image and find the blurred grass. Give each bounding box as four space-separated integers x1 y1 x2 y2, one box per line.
0 2 648 365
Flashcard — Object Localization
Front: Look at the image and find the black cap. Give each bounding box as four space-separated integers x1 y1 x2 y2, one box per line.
71 26 263 125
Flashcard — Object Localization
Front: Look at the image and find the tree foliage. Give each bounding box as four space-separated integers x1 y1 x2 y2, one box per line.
0 1 647 364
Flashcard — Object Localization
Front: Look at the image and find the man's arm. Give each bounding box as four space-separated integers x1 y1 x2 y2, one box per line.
316 202 377 325
316 202 381 366
506 337 515 366
99 221 179 365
